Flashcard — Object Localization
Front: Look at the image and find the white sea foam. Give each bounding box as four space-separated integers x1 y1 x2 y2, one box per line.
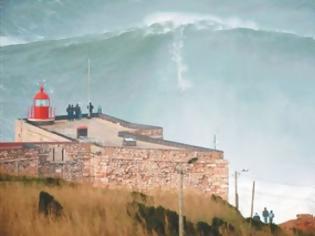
0 36 26 47
143 12 259 35
143 12 315 41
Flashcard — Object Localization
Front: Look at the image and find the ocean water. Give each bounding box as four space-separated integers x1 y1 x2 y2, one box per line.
1 0 315 222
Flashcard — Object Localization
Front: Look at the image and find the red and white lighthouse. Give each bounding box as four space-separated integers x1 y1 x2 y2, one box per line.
28 85 55 122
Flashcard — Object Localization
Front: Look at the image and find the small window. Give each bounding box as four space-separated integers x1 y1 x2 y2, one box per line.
77 126 88 138
35 99 49 107
123 137 137 146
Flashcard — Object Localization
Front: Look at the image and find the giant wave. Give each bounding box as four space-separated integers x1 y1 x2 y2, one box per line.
1 2 315 222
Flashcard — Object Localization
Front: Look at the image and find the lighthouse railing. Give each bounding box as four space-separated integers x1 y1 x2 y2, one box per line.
49 107 55 119
28 106 55 120
28 107 33 119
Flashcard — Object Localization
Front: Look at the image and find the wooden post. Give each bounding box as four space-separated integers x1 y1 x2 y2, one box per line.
235 171 239 210
250 181 255 218
178 157 198 236
249 181 256 236
178 167 184 236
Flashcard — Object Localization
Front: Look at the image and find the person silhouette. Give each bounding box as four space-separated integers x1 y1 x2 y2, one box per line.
70 105 75 120
66 104 71 120
74 104 81 119
262 207 269 224
269 210 275 224
87 102 94 118
253 212 261 222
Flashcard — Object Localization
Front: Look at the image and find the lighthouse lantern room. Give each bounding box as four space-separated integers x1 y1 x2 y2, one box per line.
28 85 55 123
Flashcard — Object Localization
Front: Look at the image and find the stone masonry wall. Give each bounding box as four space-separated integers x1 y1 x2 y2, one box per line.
37 143 91 182
0 143 90 182
88 145 228 199
0 145 40 176
0 143 228 200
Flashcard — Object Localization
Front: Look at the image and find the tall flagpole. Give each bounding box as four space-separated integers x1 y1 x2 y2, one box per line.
87 58 91 103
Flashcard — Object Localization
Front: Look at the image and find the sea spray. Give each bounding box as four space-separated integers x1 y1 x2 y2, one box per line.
1 2 315 222
170 27 192 91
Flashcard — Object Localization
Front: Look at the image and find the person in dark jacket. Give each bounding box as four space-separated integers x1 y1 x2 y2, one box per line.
87 102 94 118
66 104 71 120
74 104 81 119
269 210 275 224
70 105 75 120
253 213 261 222
262 207 269 224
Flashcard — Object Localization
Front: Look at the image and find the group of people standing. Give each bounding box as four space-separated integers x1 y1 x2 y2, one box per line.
66 102 96 120
253 207 275 224
66 104 82 120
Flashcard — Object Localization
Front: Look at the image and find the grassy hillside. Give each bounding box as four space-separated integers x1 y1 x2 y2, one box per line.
0 174 289 236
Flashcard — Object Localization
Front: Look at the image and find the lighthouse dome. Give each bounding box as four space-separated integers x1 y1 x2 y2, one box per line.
34 85 49 100
28 85 55 122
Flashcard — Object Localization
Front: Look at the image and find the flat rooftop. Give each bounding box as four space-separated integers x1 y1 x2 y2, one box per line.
27 113 220 152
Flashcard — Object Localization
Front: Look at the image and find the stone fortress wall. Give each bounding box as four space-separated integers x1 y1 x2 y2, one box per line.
0 142 228 199
1 113 229 200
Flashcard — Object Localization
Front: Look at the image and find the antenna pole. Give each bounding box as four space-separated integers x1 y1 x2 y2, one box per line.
213 134 217 149
87 58 91 103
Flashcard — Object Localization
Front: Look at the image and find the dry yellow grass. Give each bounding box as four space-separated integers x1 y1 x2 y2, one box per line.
0 182 144 236
0 177 289 236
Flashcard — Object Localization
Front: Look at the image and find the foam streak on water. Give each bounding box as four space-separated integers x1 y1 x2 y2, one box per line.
170 28 191 91
1 0 315 222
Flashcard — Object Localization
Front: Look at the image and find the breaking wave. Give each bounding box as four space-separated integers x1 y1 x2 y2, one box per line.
1 0 315 222
143 12 259 34
143 12 315 41
1 8 314 48
1 19 314 137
